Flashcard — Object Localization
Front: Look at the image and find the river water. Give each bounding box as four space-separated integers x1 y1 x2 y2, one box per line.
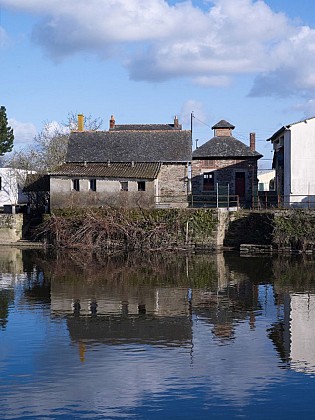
1 247 315 419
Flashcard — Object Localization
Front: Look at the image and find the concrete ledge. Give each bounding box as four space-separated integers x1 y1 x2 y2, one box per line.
240 244 273 254
0 240 45 248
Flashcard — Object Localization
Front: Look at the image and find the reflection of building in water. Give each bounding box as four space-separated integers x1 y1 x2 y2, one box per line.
47 251 266 358
0 248 24 330
288 293 315 374
67 315 193 348
193 279 260 342
269 292 315 374
0 248 24 279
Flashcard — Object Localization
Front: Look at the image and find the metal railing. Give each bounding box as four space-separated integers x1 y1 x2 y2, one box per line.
154 194 240 209
155 193 315 210
257 193 315 209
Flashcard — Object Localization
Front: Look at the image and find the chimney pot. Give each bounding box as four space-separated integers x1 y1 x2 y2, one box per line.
110 115 115 129
250 132 256 151
174 115 179 129
78 114 84 132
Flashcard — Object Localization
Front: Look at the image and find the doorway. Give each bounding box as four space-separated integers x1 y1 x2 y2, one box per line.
235 172 245 198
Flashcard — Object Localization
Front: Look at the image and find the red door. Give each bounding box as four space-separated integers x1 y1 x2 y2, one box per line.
235 172 245 198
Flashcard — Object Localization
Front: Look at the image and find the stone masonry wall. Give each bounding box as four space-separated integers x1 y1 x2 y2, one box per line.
158 163 189 205
0 214 23 243
192 158 258 206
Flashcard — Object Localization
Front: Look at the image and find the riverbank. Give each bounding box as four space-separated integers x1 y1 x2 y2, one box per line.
2 208 315 254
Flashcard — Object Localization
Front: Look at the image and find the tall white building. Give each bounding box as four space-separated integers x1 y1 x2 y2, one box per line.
268 117 315 207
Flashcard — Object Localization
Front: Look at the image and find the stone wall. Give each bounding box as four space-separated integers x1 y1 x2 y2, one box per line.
192 158 258 207
0 214 23 243
157 163 189 205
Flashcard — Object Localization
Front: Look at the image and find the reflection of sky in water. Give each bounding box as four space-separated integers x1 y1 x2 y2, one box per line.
0 305 285 418
1 256 315 419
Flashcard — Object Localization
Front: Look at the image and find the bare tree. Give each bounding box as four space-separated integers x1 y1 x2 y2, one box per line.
4 112 103 173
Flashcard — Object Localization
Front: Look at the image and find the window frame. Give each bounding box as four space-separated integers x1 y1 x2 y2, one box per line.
89 178 97 192
120 181 128 191
72 179 80 191
137 181 146 192
202 159 215 169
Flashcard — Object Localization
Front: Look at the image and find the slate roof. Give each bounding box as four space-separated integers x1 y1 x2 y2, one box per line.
50 162 162 180
211 120 235 130
66 130 191 163
111 124 181 131
192 136 262 159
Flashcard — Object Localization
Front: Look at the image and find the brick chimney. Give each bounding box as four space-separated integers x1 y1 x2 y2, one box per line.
174 115 179 129
109 115 115 129
78 114 84 132
250 132 256 151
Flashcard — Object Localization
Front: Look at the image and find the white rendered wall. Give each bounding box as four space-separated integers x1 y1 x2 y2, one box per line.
0 168 29 206
290 293 315 374
289 119 315 205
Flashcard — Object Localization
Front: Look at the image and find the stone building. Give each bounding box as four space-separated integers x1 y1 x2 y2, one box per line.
192 120 262 208
50 115 192 210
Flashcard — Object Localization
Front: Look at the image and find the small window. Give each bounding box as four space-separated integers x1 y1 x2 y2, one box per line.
72 179 80 191
202 159 215 168
120 181 128 191
137 181 145 191
203 172 214 191
90 179 96 191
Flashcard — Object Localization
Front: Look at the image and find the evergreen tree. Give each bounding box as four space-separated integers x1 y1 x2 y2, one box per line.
0 106 14 156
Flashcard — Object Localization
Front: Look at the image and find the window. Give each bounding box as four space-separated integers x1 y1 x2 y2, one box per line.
72 179 80 191
120 181 128 191
137 181 146 191
90 179 96 191
202 159 215 168
203 172 214 191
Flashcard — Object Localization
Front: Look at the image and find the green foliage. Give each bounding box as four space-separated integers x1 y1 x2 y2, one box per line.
0 106 14 156
273 210 315 251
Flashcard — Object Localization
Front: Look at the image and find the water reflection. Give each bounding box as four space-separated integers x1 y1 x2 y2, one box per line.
1 248 315 418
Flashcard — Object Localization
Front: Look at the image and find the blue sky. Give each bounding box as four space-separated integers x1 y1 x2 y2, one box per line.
1 0 315 168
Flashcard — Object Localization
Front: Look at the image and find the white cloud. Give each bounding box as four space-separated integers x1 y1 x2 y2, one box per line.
9 119 37 147
3 0 315 100
179 100 208 127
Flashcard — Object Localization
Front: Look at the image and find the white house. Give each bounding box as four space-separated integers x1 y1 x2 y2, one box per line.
0 167 32 208
257 169 275 192
267 116 315 207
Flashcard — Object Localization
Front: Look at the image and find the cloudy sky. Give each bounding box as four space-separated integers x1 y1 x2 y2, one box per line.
1 0 315 166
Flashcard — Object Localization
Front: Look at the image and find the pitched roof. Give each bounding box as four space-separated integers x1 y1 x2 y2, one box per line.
50 162 161 180
266 116 315 142
192 136 262 159
211 120 235 130
111 123 181 131
66 130 191 163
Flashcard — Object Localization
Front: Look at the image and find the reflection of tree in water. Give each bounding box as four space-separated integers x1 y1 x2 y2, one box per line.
37 250 219 288
273 255 315 293
268 320 290 365
23 270 51 305
0 289 14 329
20 249 52 305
